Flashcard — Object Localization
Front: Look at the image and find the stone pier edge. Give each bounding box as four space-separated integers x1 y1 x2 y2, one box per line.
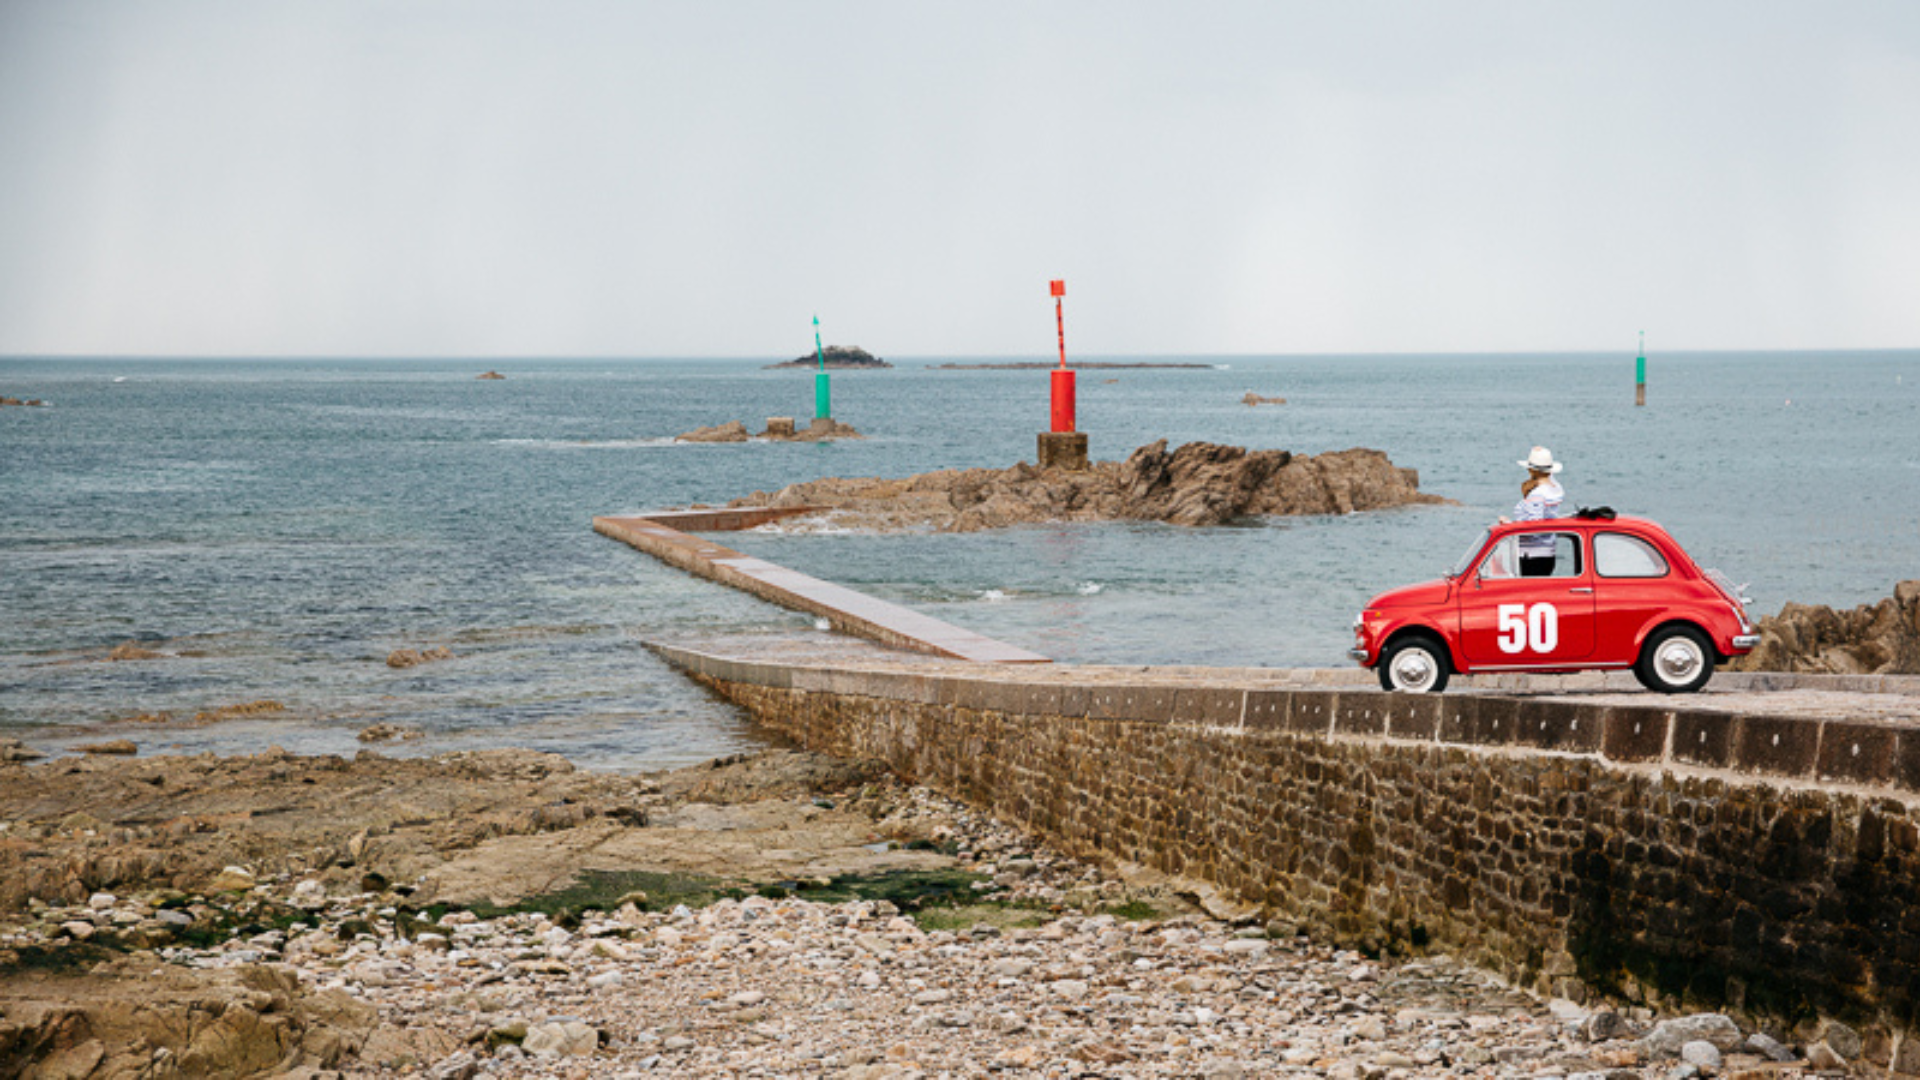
652 642 1920 1070
650 643 1920 795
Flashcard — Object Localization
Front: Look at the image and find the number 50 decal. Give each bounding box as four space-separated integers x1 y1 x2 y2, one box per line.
1497 602 1559 654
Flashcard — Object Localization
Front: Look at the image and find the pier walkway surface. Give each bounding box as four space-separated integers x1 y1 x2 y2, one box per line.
594 508 1048 663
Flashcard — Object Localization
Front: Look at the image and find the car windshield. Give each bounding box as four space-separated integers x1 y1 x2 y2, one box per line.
1448 529 1489 578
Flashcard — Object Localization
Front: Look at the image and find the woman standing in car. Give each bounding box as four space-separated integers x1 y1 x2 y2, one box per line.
1506 446 1566 575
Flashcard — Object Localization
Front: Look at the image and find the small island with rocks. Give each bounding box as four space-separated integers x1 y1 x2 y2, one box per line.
765 346 892 370
2 394 49 407
476 370 506 380
677 417 864 442
726 439 1450 532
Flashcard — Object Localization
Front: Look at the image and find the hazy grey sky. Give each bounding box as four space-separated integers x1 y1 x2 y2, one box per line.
2 1 1916 358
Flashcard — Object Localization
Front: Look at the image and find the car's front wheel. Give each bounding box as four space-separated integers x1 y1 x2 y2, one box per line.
1634 625 1714 693
1378 635 1450 693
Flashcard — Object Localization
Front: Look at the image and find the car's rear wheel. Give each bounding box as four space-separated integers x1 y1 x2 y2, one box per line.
1378 635 1450 693
1634 625 1714 693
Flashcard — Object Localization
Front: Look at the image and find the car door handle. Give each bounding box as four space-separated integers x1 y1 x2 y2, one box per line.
1568 587 1593 594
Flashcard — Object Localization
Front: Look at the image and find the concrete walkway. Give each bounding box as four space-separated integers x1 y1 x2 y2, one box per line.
594 508 1050 664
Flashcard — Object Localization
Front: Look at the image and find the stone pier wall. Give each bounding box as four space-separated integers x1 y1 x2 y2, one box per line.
653 646 1920 1071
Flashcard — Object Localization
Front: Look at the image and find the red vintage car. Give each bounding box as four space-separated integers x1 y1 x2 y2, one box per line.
1350 513 1760 693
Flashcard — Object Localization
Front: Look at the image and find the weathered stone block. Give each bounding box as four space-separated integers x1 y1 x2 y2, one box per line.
1513 701 1602 753
1171 687 1243 727
1672 711 1733 768
1243 690 1291 731
1437 697 1479 744
1384 694 1443 741
1289 692 1337 735
1731 714 1819 778
1331 695 1387 736
1086 685 1176 722
1471 697 1522 747
1019 683 1064 716
1817 722 1898 787
1056 684 1091 718
1895 732 1920 796
1601 705 1670 762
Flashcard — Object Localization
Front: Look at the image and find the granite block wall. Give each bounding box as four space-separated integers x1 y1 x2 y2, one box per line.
658 649 1920 1072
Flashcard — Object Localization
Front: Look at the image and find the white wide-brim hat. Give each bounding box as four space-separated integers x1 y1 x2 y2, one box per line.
1518 446 1563 473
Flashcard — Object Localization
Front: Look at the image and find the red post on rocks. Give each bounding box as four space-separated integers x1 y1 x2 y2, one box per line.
1049 279 1075 433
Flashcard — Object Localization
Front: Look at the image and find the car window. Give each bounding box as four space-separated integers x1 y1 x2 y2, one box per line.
1480 533 1582 579
1449 530 1490 578
1596 532 1670 577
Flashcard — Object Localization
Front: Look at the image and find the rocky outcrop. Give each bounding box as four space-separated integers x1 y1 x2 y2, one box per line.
1729 581 1920 674
0 956 375 1077
730 440 1450 532
1 395 48 407
765 345 891 369
676 418 865 442
387 646 454 669
106 641 163 661
1242 391 1287 405
477 370 506 380
676 420 752 443
0 747 939 916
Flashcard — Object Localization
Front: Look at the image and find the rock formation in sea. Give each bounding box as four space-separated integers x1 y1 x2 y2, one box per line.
477 370 506 380
764 345 892 370
1242 391 1287 405
1728 581 1920 675
675 418 864 442
1 395 48 406
728 439 1450 532
387 646 454 669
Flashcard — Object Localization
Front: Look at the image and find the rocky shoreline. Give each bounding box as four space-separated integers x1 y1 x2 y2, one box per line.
1729 580 1920 675
0 746 1862 1078
727 439 1451 533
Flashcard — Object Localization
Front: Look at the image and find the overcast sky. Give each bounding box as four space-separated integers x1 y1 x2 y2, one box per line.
2 1 1916 358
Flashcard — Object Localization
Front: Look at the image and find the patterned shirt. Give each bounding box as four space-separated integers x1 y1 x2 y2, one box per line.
1513 479 1564 556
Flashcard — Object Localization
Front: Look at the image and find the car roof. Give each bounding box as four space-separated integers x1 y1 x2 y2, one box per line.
1491 514 1668 537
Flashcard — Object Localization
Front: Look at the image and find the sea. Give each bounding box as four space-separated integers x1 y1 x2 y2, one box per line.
3 352 1916 770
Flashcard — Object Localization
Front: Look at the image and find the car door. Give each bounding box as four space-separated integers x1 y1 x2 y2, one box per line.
1590 530 1677 665
1456 530 1597 667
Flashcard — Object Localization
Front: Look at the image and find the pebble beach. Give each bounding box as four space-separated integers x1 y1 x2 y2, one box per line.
0 755 1856 1078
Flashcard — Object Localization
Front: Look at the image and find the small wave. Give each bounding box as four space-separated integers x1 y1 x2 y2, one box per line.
980 589 1012 602
1077 581 1104 595
492 437 682 450
749 513 876 536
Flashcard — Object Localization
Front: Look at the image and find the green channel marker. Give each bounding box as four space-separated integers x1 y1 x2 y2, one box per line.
1636 330 1646 406
814 315 830 421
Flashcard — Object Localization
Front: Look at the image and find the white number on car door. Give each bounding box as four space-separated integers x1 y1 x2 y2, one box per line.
1496 602 1558 654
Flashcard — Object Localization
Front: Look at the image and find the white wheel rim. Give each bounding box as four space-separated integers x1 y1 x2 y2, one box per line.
1390 648 1439 692
1653 636 1705 686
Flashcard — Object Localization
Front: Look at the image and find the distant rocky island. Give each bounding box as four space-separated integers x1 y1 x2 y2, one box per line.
2 395 48 407
765 346 891 370
933 362 1214 370
726 439 1451 532
676 417 863 442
